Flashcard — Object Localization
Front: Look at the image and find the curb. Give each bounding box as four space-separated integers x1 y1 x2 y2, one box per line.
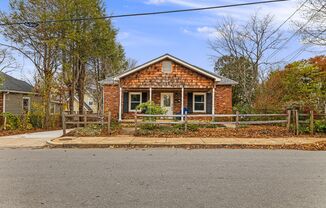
46 139 326 151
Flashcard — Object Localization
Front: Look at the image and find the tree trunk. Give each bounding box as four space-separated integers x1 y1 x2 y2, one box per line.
69 85 74 114
77 60 86 115
44 70 52 129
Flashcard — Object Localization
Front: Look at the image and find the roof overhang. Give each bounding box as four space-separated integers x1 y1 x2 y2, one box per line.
0 90 38 95
114 54 221 82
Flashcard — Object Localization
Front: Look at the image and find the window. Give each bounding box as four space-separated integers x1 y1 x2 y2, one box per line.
193 93 206 113
162 61 172 73
129 92 142 112
22 97 30 113
89 101 93 106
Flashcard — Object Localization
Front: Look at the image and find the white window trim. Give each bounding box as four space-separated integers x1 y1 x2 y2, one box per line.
129 92 142 112
193 92 206 113
22 97 31 113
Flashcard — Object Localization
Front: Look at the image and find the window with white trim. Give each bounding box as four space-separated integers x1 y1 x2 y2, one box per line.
162 61 172 73
22 97 30 113
129 92 142 112
193 93 206 113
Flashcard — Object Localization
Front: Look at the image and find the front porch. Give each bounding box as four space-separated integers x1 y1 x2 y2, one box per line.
118 87 215 121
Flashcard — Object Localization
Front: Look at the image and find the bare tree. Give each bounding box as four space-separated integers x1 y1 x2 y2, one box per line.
296 0 326 46
210 14 284 84
0 47 17 73
126 58 138 70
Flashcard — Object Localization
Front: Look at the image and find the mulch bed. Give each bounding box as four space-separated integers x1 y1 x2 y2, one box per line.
136 125 325 138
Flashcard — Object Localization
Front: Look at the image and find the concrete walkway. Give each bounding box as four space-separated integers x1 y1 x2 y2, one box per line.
48 135 326 149
0 129 69 148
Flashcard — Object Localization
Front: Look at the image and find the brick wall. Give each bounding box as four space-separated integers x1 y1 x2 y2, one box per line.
214 85 233 114
103 85 120 119
120 59 215 89
103 59 234 120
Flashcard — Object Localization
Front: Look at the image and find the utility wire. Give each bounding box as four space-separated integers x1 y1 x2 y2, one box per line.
263 0 308 47
281 20 326 63
0 0 290 27
265 3 325 61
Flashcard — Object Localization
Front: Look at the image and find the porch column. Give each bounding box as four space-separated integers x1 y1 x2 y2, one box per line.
181 86 184 121
149 87 152 102
212 87 215 120
118 87 122 122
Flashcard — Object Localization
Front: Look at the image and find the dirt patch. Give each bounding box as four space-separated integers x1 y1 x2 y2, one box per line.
0 128 60 137
136 125 325 138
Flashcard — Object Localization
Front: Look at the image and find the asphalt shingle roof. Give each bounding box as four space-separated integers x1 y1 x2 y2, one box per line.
0 72 34 93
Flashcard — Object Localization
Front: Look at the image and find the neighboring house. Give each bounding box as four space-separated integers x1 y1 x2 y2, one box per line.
101 54 237 121
0 72 61 115
64 92 98 114
0 72 40 115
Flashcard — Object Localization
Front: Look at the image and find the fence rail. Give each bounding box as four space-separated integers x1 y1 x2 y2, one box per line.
62 112 111 135
134 111 292 134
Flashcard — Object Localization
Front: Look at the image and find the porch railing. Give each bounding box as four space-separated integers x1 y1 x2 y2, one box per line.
134 110 291 133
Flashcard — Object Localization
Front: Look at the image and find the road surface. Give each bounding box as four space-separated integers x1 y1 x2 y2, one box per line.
0 149 325 208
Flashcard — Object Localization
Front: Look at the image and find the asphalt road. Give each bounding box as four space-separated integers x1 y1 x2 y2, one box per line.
0 149 325 208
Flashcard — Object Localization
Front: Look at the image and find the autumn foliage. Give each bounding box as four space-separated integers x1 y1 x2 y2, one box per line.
254 56 326 113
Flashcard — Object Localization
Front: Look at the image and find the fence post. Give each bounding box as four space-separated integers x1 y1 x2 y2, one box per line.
286 110 291 131
83 115 86 127
184 111 188 132
76 114 79 128
295 110 299 135
236 111 239 128
107 111 111 135
62 113 66 135
310 110 314 135
134 112 138 134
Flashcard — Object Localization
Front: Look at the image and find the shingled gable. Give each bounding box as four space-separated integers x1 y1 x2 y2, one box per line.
115 54 221 81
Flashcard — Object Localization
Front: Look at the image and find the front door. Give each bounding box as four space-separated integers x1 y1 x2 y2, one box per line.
161 93 173 116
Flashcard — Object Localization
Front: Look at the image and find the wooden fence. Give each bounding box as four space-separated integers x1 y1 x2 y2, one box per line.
293 110 326 135
134 111 291 134
62 112 111 135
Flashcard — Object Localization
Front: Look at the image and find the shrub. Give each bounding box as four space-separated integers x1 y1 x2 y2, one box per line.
29 102 45 128
315 119 326 133
3 112 21 130
137 101 167 122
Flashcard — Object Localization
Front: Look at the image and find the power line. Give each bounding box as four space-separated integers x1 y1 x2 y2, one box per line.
264 0 308 46
265 3 326 61
0 0 290 27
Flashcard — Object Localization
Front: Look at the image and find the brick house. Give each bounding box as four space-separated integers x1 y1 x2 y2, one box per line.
101 54 237 121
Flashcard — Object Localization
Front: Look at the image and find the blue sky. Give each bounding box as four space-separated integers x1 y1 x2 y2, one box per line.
0 0 324 82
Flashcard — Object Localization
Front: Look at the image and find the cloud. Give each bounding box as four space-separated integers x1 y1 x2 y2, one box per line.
145 0 166 5
197 26 218 38
145 0 208 8
144 0 302 27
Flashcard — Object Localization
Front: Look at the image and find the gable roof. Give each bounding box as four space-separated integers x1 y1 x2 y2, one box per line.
116 54 221 81
100 54 237 85
0 72 34 93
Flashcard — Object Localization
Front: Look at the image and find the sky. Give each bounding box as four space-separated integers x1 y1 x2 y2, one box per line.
0 0 324 82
